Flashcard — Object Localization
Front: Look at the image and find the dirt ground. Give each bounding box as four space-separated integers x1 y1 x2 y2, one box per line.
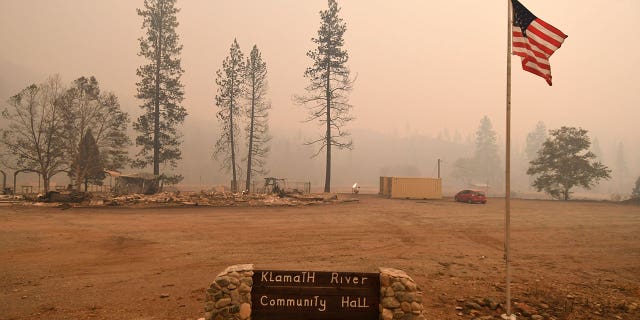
1 195 639 320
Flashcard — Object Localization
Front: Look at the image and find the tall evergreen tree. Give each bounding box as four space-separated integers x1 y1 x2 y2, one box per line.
614 142 629 192
243 45 271 192
214 39 245 193
524 121 547 186
591 137 604 162
450 116 501 188
295 0 355 193
134 0 186 175
474 116 502 188
525 121 547 162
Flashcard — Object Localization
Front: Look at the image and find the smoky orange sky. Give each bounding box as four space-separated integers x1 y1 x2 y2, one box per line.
1 0 639 187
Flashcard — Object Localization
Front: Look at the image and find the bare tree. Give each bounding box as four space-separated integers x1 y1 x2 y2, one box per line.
243 45 271 192
0 76 67 193
58 76 130 190
214 39 245 192
295 0 355 193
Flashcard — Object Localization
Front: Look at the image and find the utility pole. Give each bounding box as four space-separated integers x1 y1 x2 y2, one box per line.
437 159 441 179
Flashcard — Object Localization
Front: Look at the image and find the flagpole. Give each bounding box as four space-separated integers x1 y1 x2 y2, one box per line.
504 0 513 319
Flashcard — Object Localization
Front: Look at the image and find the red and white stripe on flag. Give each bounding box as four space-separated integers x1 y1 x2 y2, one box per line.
512 18 567 85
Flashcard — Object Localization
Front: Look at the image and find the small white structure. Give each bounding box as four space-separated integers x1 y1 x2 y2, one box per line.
352 182 360 194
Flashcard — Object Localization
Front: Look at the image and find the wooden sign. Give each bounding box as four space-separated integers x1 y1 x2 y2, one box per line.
252 270 380 320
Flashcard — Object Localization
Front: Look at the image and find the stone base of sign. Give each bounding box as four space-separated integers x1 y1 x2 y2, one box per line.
204 265 425 320
205 264 254 320
379 267 425 320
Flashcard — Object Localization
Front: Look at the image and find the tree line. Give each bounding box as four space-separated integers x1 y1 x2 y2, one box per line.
213 0 354 193
0 76 130 193
451 117 616 200
1 0 354 194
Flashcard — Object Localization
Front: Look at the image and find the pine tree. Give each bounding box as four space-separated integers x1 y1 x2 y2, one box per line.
525 121 547 162
474 116 502 188
73 129 105 192
451 117 501 188
614 142 629 192
524 121 547 186
295 0 355 193
591 137 604 162
243 45 271 192
134 0 186 175
214 39 245 193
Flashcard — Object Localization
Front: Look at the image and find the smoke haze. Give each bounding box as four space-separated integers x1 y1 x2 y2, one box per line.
1 0 638 195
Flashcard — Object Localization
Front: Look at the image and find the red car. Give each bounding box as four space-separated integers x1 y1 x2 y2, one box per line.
454 190 487 204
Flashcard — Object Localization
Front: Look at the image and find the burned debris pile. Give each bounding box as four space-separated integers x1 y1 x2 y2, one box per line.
9 190 350 208
106 190 344 207
109 191 301 207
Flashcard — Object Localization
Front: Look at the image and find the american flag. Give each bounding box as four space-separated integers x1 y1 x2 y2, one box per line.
511 0 567 86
